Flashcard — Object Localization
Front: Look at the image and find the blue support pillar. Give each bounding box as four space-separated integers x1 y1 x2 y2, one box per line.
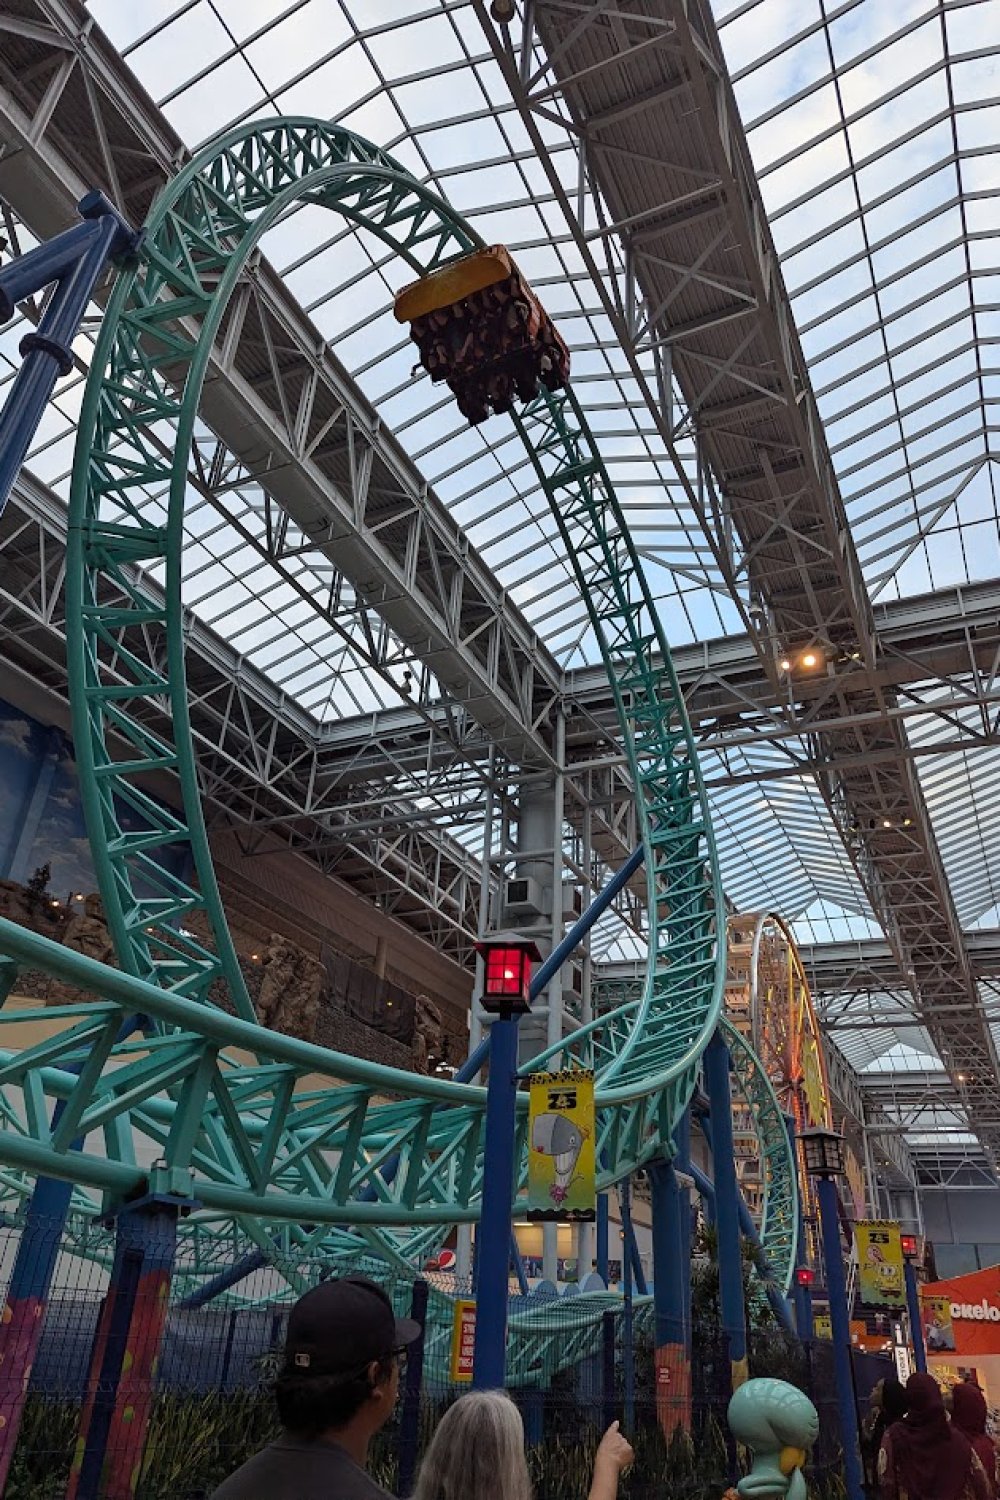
649 1137 692 1435
704 1031 748 1391
596 1192 609 1283
675 1113 693 1350
0 192 141 519
472 1012 520 1389
601 1309 616 1432
510 1232 529 1296
397 1278 429 1498
620 1176 635 1431
0 1015 142 1489
687 1156 796 1339
67 1195 185 1500
816 1175 865 1500
904 1259 926 1374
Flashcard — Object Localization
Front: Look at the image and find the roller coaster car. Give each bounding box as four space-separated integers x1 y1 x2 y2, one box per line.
394 246 570 425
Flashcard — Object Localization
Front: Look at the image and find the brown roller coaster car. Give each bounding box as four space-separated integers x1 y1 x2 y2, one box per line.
394 246 570 425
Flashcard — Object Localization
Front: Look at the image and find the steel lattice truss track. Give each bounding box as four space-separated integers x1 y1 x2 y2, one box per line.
0 117 798 1297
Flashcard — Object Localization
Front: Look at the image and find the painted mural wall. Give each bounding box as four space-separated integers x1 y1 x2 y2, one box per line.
0 695 190 901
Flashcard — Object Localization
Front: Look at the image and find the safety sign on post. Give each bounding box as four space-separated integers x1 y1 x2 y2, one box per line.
855 1220 906 1308
527 1068 596 1221
450 1298 477 1382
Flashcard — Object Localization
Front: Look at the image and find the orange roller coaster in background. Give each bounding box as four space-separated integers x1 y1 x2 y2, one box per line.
726 912 833 1243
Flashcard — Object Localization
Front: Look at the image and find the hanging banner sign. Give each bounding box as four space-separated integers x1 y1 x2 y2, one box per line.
920 1292 956 1353
449 1299 477 1382
527 1068 596 1222
855 1220 906 1308
844 1146 867 1220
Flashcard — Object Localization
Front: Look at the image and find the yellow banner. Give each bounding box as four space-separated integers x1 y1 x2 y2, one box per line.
449 1299 476 1383
855 1220 906 1308
527 1069 596 1221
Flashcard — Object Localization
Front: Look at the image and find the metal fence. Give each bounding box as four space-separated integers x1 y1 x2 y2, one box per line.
0 1216 882 1499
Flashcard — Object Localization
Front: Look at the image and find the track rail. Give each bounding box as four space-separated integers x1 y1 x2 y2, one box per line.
0 117 797 1300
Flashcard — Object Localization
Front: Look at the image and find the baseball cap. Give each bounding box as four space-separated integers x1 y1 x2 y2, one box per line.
282 1275 421 1379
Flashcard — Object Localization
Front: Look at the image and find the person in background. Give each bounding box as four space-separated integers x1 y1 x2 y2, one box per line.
412 1390 634 1500
879 1371 991 1500
864 1378 910 1496
211 1275 420 1500
952 1383 1000 1500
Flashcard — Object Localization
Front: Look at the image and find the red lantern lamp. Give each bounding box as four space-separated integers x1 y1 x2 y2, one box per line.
795 1266 815 1288
474 932 541 1016
900 1234 918 1260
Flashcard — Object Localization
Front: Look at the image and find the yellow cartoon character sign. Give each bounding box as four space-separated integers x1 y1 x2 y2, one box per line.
527 1069 596 1221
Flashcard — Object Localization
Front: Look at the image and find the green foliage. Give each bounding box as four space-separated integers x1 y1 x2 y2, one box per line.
690 1224 779 1335
3 1396 76 1500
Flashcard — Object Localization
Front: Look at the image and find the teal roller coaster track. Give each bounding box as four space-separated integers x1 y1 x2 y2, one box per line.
0 120 797 1344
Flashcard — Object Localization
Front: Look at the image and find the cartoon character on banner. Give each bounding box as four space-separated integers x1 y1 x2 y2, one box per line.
531 1112 589 1207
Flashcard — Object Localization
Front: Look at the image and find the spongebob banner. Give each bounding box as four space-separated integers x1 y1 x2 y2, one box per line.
855 1220 906 1308
527 1069 596 1221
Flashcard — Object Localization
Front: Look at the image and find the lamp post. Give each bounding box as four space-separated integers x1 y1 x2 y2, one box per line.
901 1233 927 1373
795 1265 815 1342
801 1126 864 1500
471 933 540 1389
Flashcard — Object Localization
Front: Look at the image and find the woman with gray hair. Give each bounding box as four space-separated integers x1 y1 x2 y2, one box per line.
413 1391 633 1500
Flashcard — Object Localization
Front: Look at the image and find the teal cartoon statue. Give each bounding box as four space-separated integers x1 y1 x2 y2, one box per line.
727 1378 820 1500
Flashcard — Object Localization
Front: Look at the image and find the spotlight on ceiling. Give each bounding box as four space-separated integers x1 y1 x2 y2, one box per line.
490 0 516 21
800 651 818 668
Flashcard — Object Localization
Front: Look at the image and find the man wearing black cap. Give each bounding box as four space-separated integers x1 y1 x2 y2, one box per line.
211 1274 421 1499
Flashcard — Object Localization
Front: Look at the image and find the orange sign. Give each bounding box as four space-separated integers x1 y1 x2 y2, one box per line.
922 1268 1000 1357
449 1298 477 1382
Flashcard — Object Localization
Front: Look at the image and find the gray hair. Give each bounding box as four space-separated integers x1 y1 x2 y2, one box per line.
413 1391 531 1500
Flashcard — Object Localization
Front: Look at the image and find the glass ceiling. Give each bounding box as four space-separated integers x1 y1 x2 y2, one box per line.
3 0 999 1151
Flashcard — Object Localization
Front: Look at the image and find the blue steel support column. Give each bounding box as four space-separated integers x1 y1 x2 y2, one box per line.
620 1176 635 1430
0 192 141 518
704 1030 748 1391
397 1278 429 1498
675 1112 693 1351
816 1175 865 1500
472 1012 520 1389
687 1158 795 1338
510 1233 529 1296
596 1192 609 1283
904 1260 926 1374
0 1015 141 1491
601 1309 616 1431
68 1195 185 1500
649 1145 692 1435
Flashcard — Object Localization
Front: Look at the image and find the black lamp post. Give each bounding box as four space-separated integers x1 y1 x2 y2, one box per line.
801 1125 864 1500
471 933 540 1389
900 1232 927 1372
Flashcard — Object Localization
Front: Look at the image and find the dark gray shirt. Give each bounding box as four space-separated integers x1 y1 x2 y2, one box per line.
209 1436 393 1500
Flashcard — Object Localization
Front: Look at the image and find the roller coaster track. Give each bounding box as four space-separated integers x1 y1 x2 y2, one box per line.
0 119 798 1317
